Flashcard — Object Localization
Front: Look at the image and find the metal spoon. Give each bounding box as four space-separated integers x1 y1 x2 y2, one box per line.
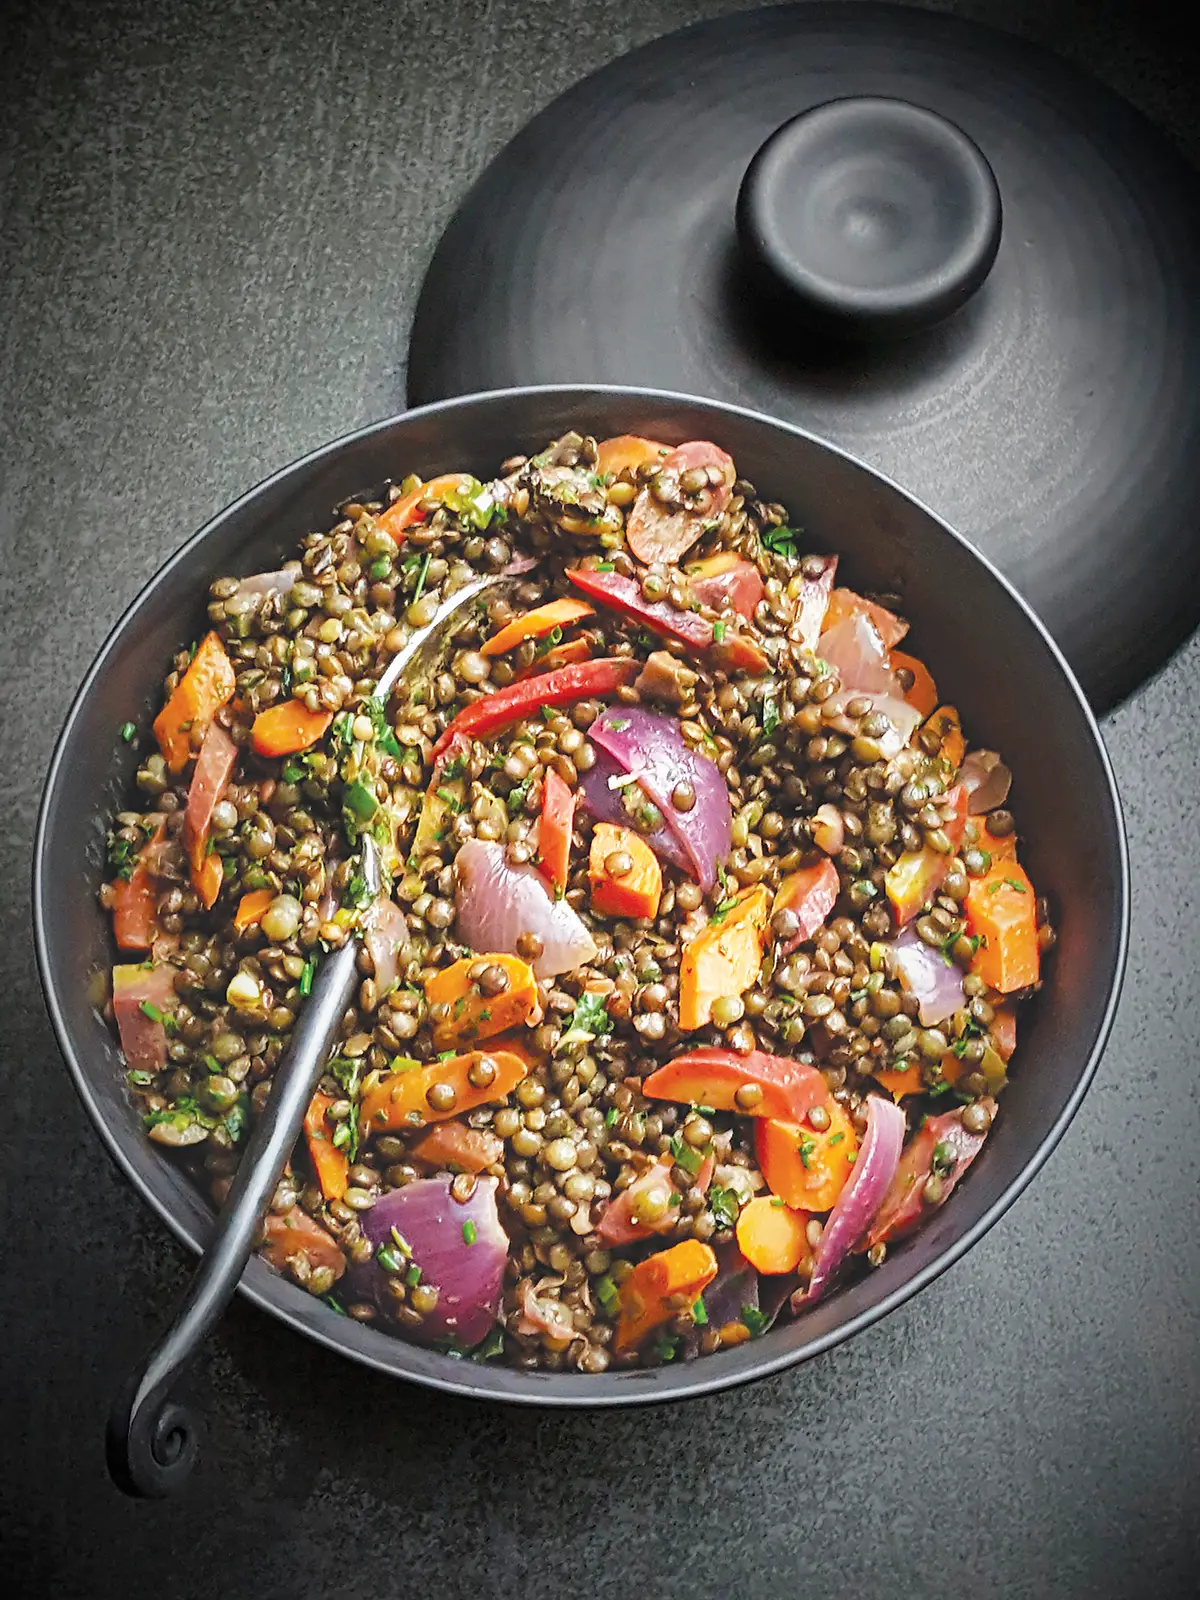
107 574 508 1497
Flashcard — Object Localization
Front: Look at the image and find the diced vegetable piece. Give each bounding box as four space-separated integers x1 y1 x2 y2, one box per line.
885 784 968 926
233 887 275 932
358 1048 531 1137
991 1005 1017 1061
251 699 334 758
818 610 897 695
598 1155 714 1246
566 566 770 677
891 924 966 1025
969 815 1017 862
375 472 474 538
771 859 840 953
643 1048 828 1124
678 884 771 1030
364 897 406 1000
585 707 732 892
261 1207 346 1282
454 839 598 979
625 441 735 566
413 1120 504 1174
424 954 539 1050
410 774 463 864
184 721 237 909
536 768 576 894
588 821 662 920
755 1100 859 1213
112 962 177 1073
595 434 669 479
959 749 1012 813
736 1195 812 1275
686 552 766 620
111 817 166 951
613 1238 719 1353
874 1060 926 1100
304 1091 349 1202
923 704 965 771
793 555 837 647
532 637 592 675
865 1103 994 1249
890 650 938 716
821 588 908 649
481 597 595 658
965 860 1039 993
359 1177 510 1348
152 632 236 772
430 657 637 762
802 1096 906 1304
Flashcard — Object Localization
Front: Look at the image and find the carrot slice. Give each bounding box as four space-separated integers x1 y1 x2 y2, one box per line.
375 473 474 538
874 1060 926 1100
304 1091 349 1202
423 954 540 1051
358 1048 530 1137
678 884 771 1030
260 1207 345 1280
234 888 275 931
588 821 662 920
412 1120 503 1174
922 705 965 772
251 699 334 758
152 632 236 773
821 588 908 649
965 860 1039 993
643 1048 827 1124
613 1239 718 1353
736 1195 812 1275
891 650 938 717
481 598 594 658
595 434 670 480
111 817 166 951
755 1100 859 1213
537 769 576 895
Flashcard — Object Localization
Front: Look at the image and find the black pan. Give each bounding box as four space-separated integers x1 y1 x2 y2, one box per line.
32 386 1128 1406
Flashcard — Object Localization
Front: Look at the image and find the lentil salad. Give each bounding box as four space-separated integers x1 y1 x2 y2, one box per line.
100 429 1052 1371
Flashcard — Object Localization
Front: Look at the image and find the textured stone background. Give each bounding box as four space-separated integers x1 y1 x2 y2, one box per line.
1 1 1196 1594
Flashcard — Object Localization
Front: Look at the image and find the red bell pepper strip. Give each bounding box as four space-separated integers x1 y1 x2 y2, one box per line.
566 566 770 675
537 768 576 894
111 817 166 952
430 657 637 761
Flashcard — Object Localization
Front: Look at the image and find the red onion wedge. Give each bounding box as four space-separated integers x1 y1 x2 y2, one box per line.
795 1095 906 1309
959 749 1013 813
822 688 922 756
866 1103 995 1249
891 925 965 1026
364 896 407 999
360 1176 508 1350
586 707 731 892
597 1153 714 1245
818 610 896 695
231 566 301 604
579 743 691 874
454 838 597 978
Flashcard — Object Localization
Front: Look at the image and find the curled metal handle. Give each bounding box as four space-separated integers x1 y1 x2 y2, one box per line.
106 930 362 1497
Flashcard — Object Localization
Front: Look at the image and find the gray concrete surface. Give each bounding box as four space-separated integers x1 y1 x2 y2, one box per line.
1 1 1196 1594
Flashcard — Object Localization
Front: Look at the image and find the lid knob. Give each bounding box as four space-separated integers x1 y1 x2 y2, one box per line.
736 97 1002 342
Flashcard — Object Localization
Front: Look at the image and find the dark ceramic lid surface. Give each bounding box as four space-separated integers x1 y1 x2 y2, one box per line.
409 2 1200 711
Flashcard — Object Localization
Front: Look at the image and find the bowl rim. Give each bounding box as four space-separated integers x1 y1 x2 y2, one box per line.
32 382 1129 1406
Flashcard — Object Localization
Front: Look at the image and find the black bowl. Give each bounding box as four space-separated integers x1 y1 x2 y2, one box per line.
33 386 1128 1406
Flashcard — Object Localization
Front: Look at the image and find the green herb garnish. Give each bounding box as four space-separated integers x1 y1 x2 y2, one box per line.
707 1185 740 1229
760 524 801 559
462 1220 478 1245
343 780 379 822
798 1137 816 1169
693 1296 708 1326
299 957 316 997
604 1106 619 1128
669 1134 703 1177
412 550 433 603
405 1263 422 1287
595 1274 620 1313
931 1139 957 1177
760 686 780 741
561 990 612 1044
342 872 373 910
506 777 532 816
119 721 137 743
742 1305 770 1339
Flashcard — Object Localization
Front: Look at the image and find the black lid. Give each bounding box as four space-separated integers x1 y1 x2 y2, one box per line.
409 2 1200 711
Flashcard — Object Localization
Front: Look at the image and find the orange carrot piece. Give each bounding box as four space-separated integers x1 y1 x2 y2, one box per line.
537 768 576 895
260 1207 346 1281
891 650 938 717
234 888 275 931
821 588 909 648
678 884 771 1031
643 1048 828 1124
755 1101 859 1214
614 1238 718 1353
874 1060 926 1100
375 473 474 538
111 817 166 951
923 705 965 772
595 434 670 480
152 632 237 773
251 699 334 758
423 954 540 1051
965 860 1040 993
358 1048 530 1137
969 816 1018 862
736 1195 812 1275
481 598 594 658
192 852 224 911
588 821 662 920
413 1120 503 1174
304 1091 350 1202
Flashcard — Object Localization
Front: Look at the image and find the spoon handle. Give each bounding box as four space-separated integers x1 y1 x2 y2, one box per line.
106 932 361 1497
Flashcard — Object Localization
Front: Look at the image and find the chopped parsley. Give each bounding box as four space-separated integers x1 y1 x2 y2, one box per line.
707 1185 740 1229
506 776 532 816
693 1296 708 1326
669 1134 703 1177
595 1274 620 1313
299 957 316 997
595 561 615 572
760 524 801 559
363 694 404 759
282 760 304 783
712 620 727 643
931 1139 958 1178
561 990 613 1045
343 780 379 822
126 1069 155 1086
223 1096 249 1144
119 721 137 743
412 550 433 603
323 1294 347 1316
472 1326 506 1362
404 1263 422 1287
436 786 464 812
462 1220 477 1246
760 685 780 741
376 1244 402 1274
742 1305 770 1338
604 1106 619 1128
828 1132 845 1148
342 871 373 910
798 1137 817 1169
655 1335 679 1362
